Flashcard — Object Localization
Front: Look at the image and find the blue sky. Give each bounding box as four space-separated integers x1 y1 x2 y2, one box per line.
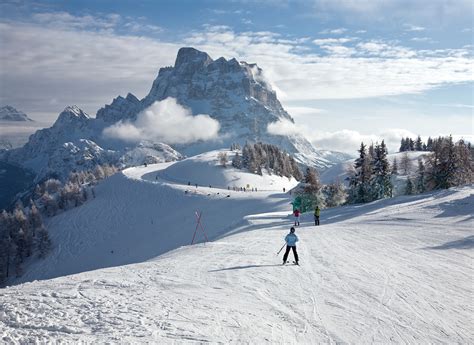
0 0 472 153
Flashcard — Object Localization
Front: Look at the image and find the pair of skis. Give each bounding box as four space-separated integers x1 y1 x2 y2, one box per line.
277 243 299 265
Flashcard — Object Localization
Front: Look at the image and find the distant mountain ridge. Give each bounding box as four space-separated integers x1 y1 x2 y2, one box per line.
2 47 350 181
0 105 34 121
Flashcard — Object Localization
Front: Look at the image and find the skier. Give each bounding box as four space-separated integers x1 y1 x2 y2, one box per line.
293 208 300 226
283 227 299 265
314 206 320 226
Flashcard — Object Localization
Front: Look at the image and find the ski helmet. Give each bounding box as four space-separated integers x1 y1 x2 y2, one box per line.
290 227 295 233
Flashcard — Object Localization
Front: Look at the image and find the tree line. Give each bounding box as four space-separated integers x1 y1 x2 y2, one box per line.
0 164 118 285
231 142 302 180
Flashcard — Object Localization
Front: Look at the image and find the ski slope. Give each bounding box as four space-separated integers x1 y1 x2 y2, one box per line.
1 152 473 343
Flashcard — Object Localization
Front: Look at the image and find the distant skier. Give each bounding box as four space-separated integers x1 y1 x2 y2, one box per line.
293 208 300 226
314 206 320 226
283 227 299 265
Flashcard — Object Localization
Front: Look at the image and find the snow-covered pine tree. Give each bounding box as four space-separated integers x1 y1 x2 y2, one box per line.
399 138 406 152
370 140 393 200
392 157 398 175
415 135 423 151
416 158 426 193
426 137 433 151
232 152 243 169
452 138 474 186
41 191 58 216
405 178 414 195
348 142 372 203
324 180 347 207
400 152 412 175
44 179 62 194
13 204 33 259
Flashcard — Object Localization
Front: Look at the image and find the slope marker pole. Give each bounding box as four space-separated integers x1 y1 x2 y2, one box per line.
191 211 208 244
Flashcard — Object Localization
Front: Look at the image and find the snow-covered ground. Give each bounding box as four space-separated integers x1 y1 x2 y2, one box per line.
1 151 473 343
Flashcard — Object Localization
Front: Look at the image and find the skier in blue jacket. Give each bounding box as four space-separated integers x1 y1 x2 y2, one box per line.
283 227 299 265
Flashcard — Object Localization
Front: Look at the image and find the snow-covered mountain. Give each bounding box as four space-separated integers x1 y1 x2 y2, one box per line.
2 47 348 181
2 106 183 180
3 152 472 343
0 105 33 121
97 47 347 167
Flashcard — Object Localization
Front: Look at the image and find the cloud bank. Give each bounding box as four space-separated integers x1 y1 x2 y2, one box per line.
103 98 220 144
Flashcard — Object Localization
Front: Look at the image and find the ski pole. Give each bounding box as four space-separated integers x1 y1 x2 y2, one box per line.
276 243 286 255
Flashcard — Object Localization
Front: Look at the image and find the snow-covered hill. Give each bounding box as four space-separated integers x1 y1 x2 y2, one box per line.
0 105 33 122
1 150 472 343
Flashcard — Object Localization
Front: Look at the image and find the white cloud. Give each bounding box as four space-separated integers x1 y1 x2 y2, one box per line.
313 37 354 45
266 119 299 136
103 98 220 144
285 106 324 116
308 128 418 154
410 37 433 42
31 11 121 31
1 12 473 126
319 28 347 35
404 24 425 32
265 120 398 154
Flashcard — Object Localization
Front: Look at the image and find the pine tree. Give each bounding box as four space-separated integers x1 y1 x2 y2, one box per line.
324 180 347 207
13 204 32 259
348 142 372 203
400 152 412 175
29 201 43 238
303 167 322 194
37 226 52 258
426 137 433 151
416 158 426 193
415 135 423 151
399 138 406 152
232 152 242 169
370 140 393 199
0 211 13 283
405 178 414 195
409 138 415 151
452 139 474 186
392 157 398 175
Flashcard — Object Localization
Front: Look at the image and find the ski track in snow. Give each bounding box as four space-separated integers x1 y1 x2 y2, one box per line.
1 162 473 343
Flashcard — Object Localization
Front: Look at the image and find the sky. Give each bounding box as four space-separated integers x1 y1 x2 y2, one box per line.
0 0 472 154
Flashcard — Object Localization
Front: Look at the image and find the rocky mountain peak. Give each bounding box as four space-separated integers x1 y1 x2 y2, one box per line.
0 105 33 121
51 106 91 133
174 47 213 68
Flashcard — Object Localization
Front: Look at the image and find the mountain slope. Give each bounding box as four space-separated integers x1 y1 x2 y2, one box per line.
0 105 33 122
14 151 298 283
1 162 472 342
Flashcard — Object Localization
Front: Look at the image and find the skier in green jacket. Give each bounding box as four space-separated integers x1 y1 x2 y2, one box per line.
314 206 320 226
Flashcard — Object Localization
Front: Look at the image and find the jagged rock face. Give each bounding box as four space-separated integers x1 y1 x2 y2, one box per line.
0 105 33 121
96 93 141 123
141 48 293 143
